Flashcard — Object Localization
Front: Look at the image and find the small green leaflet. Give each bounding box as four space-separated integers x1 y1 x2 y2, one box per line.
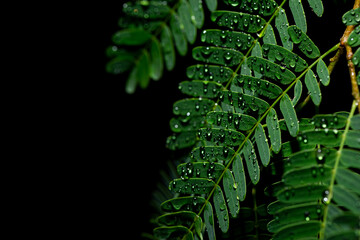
235 75 283 99
189 0 205 28
289 0 307 33
112 29 152 46
255 124 270 166
170 116 205 132
288 25 320 59
272 221 321 240
280 94 299 137
173 98 215 116
186 64 233 84
305 69 322 106
198 128 246 146
266 108 282 153
205 0 217 11
160 196 206 212
306 0 324 17
317 59 330 86
122 1 170 19
292 80 303 106
192 46 244 66
149 37 163 81
352 48 360 67
166 132 197 150
232 155 246 201
170 13 188 56
178 0 197 44
206 111 257 131
348 25 360 47
275 8 293 51
223 169 240 217
213 185 229 233
241 140 260 184
157 211 197 227
204 202 216 240
342 7 360 26
126 50 150 93
161 25 176 71
201 29 254 51
263 24 277 45
169 178 215 194
179 80 222 98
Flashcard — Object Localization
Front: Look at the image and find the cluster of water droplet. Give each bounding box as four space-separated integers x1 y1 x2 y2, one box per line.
193 46 243 67
178 80 221 98
342 8 360 25
201 29 254 51
122 1 169 20
187 64 233 84
211 11 265 33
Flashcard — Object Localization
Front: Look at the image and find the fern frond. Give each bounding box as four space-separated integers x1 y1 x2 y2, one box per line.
267 101 360 240
106 0 218 93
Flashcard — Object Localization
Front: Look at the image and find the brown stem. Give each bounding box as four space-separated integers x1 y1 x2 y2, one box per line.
341 0 360 112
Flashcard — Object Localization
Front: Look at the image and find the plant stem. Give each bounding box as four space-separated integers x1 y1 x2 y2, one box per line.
319 100 358 240
341 0 360 112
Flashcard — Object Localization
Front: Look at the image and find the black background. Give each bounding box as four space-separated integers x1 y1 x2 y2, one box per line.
95 1 354 239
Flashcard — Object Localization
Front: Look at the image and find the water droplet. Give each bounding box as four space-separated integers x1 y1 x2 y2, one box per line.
304 211 310 221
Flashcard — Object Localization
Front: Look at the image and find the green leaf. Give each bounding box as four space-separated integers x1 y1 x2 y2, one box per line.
335 168 360 195
126 50 150 93
211 11 266 33
170 116 205 132
283 165 332 186
242 140 260 184
280 94 299 137
350 114 360 130
191 146 235 165
305 69 322 106
198 128 245 146
272 221 321 240
173 98 215 116
292 80 303 106
228 0 278 16
213 185 229 233
332 185 360 214
342 7 360 25
277 184 327 203
306 0 324 17
247 56 296 85
348 25 360 47
122 1 170 19
223 169 240 217
275 8 293 51
178 0 197 44
200 29 254 51
170 13 188 56
288 25 321 59
220 90 270 117
267 203 323 233
105 51 134 74
205 0 217 11
166 132 197 150
297 129 359 148
177 162 225 181
149 37 164 81
112 28 152 45
234 75 283 99
232 155 246 201
255 124 270 166
206 111 257 131
340 149 360 169
289 0 307 33
154 226 192 240
186 64 234 84
251 42 263 79
192 46 244 67
179 80 222 98
262 43 308 72
352 47 360 67
302 114 348 129
161 196 206 212
157 211 197 227
316 59 330 86
189 0 205 28
169 178 215 194
204 202 216 240
161 25 176 71
263 24 277 45
266 108 282 153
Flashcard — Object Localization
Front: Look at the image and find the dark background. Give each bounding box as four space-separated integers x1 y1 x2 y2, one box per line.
96 0 354 239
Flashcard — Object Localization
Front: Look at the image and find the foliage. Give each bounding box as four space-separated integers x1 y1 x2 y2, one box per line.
107 0 360 239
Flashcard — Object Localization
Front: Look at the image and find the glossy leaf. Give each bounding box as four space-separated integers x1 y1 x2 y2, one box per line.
166 132 197 150
276 184 327 203
201 29 254 51
161 196 206 212
255 124 270 166
316 59 330 86
234 75 283 99
283 165 332 186
347 25 360 47
220 90 270 117
198 128 245 146
262 43 308 72
223 169 240 217
213 185 229 233
169 178 215 194
307 0 324 17
272 221 321 240
149 37 164 80
205 0 217 11
351 114 360 130
191 146 235 165
289 0 307 33
275 8 293 50
232 155 246 201
189 0 205 28
157 211 197 227
204 202 216 240
170 13 188 56
335 167 360 195
280 94 299 137
122 1 170 19
178 0 197 44
161 25 176 71
179 80 222 98
288 25 320 59
126 50 150 93
192 46 244 67
170 116 205 132
211 11 266 33
206 111 257 131
177 162 225 181
342 7 360 26
352 47 360 67
230 0 278 16
186 64 234 84
332 185 360 214
247 56 296 85
173 98 215 116
112 28 152 45
105 50 134 74
305 69 322 106
292 80 303 106
266 108 282 153
263 24 277 45
340 149 360 169
242 140 260 184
